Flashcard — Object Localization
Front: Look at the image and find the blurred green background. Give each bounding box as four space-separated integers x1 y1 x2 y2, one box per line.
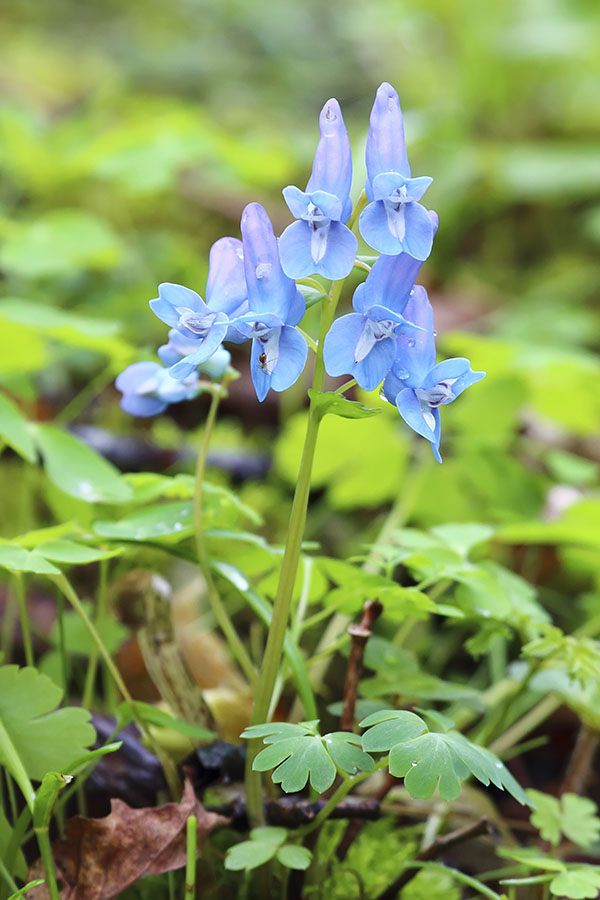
0 0 599 540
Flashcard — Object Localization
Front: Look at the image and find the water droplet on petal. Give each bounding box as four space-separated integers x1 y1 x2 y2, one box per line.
407 338 416 348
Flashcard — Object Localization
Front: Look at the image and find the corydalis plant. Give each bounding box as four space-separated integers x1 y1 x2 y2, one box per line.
115 83 484 462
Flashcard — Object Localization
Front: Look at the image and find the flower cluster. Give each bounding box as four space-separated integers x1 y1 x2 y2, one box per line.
116 82 484 460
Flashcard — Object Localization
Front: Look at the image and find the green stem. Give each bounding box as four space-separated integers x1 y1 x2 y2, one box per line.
55 366 114 425
244 275 346 827
193 389 257 688
347 190 368 231
299 765 382 838
0 858 18 895
14 575 33 667
334 378 357 394
399 862 502 900
184 815 197 900
82 559 109 710
50 573 181 798
0 719 35 813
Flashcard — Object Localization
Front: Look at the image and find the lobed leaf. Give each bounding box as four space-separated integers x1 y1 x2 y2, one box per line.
0 393 36 462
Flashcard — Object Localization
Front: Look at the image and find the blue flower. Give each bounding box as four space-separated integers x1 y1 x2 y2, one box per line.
234 202 308 402
279 99 358 280
322 234 437 391
359 83 434 261
382 287 485 461
149 237 247 380
115 362 200 417
158 332 231 379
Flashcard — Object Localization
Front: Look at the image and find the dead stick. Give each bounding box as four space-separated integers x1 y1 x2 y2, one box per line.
374 817 492 900
340 599 383 732
561 723 599 796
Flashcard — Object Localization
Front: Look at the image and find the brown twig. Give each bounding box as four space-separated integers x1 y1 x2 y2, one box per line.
340 599 383 732
374 817 493 900
561 723 599 796
224 796 381 830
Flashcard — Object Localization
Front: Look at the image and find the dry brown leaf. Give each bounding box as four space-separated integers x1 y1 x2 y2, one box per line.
26 781 229 900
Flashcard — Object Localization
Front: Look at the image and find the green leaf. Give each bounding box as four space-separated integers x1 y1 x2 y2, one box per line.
497 847 566 872
0 299 132 363
64 742 122 775
317 557 434 619
276 844 312 870
0 544 61 575
254 735 336 794
36 540 122 564
386 729 530 805
550 867 600 899
5 881 45 900
224 839 278 871
359 710 428 752
561 794 600 848
0 393 36 461
523 626 600 688
94 501 194 542
308 389 381 420
529 789 600 849
0 316 47 375
0 805 27 880
0 666 95 781
429 523 495 559
297 285 326 308
32 425 132 504
322 733 375 776
224 827 286 871
116 701 215 742
94 482 259 543
246 721 372 794
33 772 71 830
528 789 562 844
0 210 121 278
360 711 529 805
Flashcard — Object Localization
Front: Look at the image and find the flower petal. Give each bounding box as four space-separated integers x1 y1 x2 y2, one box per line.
402 202 435 261
316 221 357 280
396 388 437 440
359 201 406 255
279 220 315 280
168 319 229 380
250 337 272 402
306 98 353 215
270 325 308 393
382 366 407 404
393 286 437 388
323 314 365 378
279 220 357 281
241 202 300 321
115 362 161 393
354 336 397 391
282 186 311 219
365 83 411 199
307 190 343 221
205 237 247 314
120 395 167 417
422 358 472 389
447 368 486 400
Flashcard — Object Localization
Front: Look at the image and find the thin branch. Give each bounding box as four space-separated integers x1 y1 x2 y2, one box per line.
340 600 383 732
374 817 493 900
